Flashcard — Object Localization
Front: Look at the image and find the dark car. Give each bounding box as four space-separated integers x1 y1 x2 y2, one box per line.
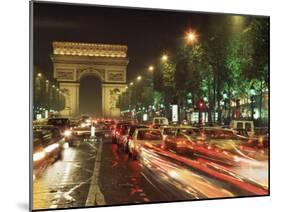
116 124 130 146
33 129 64 179
47 118 71 134
122 125 148 153
112 122 131 143
33 125 62 139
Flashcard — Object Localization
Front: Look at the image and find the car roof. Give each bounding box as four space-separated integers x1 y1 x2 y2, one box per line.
136 128 160 131
48 118 69 120
161 125 197 129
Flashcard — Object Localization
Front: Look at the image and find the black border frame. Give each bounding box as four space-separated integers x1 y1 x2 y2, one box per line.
29 0 270 211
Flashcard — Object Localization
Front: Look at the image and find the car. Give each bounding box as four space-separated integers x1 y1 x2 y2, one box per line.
47 118 71 135
161 125 199 140
121 125 148 153
128 128 163 160
33 129 64 179
71 125 91 137
116 124 130 146
229 120 255 136
112 121 131 143
162 126 200 152
33 125 62 139
93 121 112 139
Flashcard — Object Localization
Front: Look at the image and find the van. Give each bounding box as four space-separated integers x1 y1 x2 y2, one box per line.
229 120 254 136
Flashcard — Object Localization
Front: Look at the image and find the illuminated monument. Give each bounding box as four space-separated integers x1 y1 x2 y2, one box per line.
51 41 129 117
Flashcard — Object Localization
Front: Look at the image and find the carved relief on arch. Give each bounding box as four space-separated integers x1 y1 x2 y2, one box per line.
77 67 105 82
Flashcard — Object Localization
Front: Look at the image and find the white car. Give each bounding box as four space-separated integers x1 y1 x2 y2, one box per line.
128 128 163 159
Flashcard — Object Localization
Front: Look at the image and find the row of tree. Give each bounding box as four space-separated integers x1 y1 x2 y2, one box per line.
33 66 65 115
117 15 269 124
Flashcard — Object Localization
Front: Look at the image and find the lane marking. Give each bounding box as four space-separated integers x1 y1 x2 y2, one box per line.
85 141 105 206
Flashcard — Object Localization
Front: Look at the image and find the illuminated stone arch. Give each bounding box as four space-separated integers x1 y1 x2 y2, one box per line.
51 41 129 117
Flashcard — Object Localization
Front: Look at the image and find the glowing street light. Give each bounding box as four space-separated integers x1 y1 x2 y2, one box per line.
130 82 134 86
137 76 142 81
148 65 154 71
185 30 198 45
37 73 42 77
161 54 168 62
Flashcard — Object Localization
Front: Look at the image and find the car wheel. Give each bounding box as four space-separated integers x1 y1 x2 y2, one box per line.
128 150 132 158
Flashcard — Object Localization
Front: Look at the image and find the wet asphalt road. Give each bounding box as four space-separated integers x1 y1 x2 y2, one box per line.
98 139 169 206
33 136 268 210
33 139 97 210
33 138 167 210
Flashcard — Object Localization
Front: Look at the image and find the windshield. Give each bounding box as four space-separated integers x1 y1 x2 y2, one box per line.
203 129 235 139
163 128 177 136
137 130 162 140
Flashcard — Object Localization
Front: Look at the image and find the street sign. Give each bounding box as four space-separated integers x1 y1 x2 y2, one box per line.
172 104 178 122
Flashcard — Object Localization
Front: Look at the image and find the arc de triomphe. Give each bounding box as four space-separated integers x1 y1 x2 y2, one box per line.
51 41 129 118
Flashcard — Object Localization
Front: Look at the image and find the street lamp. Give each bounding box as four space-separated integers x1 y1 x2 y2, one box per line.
161 54 168 62
185 30 198 45
130 82 134 86
148 65 154 72
37 73 42 77
250 85 256 120
137 76 142 81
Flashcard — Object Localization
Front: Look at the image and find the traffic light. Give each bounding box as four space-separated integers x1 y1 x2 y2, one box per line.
196 99 205 110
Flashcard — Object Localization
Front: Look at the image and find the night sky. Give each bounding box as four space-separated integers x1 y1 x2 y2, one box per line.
33 2 224 114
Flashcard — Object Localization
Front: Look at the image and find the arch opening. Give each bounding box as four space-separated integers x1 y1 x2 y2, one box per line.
79 75 102 117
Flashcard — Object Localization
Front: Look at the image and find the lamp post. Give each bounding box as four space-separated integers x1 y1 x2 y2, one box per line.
223 90 228 116
250 86 256 120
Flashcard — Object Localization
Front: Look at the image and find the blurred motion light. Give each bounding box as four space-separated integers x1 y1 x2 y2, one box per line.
44 143 59 153
33 151 46 162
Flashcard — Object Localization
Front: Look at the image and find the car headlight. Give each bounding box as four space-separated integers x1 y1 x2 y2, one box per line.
33 151 46 162
64 130 72 137
44 143 59 153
